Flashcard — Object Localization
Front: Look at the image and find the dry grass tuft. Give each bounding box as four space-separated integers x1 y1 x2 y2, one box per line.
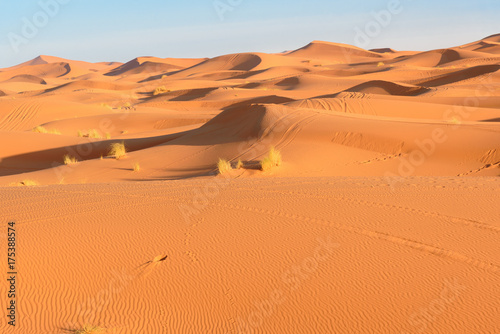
88 129 102 139
260 146 282 172
153 86 169 95
108 142 126 159
63 154 78 165
133 162 140 172
33 126 61 135
77 129 102 139
236 159 244 169
217 158 232 175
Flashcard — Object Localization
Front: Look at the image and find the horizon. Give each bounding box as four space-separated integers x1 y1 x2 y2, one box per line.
3 32 500 69
1 0 499 68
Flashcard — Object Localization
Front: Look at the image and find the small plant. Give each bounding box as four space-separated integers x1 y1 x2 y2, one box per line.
268 146 282 166
74 324 107 334
63 154 78 165
88 129 102 139
105 133 111 139
33 126 48 133
236 159 244 169
108 142 126 159
77 129 102 139
33 126 61 135
260 146 282 172
153 86 169 95
377 62 385 67
133 162 140 172
260 157 274 172
217 158 232 175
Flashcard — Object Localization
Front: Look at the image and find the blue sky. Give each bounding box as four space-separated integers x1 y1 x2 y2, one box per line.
0 0 498 68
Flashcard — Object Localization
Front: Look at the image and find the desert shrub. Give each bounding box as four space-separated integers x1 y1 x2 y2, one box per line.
63 154 78 165
236 159 244 169
77 129 102 139
108 142 126 159
33 126 61 135
260 147 282 171
133 162 140 172
88 129 102 139
153 86 169 95
217 158 232 175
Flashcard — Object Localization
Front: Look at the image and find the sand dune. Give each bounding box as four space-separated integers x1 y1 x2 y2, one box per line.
342 80 430 96
287 40 384 62
0 35 499 334
3 74 47 85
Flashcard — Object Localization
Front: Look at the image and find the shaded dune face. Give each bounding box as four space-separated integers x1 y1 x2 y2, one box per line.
0 34 500 334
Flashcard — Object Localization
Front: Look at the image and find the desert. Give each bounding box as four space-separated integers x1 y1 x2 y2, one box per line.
0 30 499 333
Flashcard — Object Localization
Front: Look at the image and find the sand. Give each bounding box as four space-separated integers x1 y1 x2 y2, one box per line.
0 34 499 334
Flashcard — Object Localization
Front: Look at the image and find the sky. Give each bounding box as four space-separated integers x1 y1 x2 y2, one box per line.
0 0 498 68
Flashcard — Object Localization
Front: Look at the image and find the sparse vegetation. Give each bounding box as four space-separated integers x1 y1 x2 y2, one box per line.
260 146 282 172
88 129 102 139
133 162 140 172
63 154 78 165
77 129 102 139
377 62 385 67
236 159 244 169
105 132 111 139
33 126 61 135
260 157 275 172
217 158 232 175
74 324 107 334
153 86 169 95
108 142 126 159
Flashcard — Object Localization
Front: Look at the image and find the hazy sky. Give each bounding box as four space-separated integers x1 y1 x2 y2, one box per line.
0 0 498 67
